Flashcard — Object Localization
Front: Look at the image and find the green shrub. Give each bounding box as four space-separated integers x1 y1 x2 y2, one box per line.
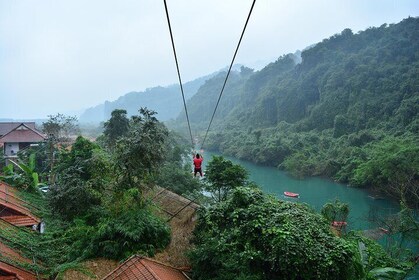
190 187 363 280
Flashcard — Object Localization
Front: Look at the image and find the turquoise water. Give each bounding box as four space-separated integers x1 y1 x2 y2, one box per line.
204 151 399 231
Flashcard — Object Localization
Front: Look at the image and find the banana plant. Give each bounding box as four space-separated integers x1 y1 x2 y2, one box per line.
367 267 407 280
0 164 24 185
4 154 42 192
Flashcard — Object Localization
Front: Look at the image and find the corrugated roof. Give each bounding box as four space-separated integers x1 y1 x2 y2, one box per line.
0 123 36 137
0 182 41 227
1 216 39 227
102 256 191 280
0 124 46 144
0 182 39 212
0 182 41 214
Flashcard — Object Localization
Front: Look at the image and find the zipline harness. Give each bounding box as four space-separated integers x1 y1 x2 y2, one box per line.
163 0 257 150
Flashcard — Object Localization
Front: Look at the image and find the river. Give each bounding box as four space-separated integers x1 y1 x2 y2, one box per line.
204 151 399 231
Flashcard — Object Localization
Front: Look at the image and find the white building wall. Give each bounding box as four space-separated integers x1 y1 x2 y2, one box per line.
4 142 19 156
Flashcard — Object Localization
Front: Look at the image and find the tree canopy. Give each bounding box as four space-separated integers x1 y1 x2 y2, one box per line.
190 187 408 280
103 109 130 149
204 155 250 202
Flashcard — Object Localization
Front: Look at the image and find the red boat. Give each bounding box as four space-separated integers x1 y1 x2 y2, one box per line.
284 191 299 198
379 227 389 234
332 221 347 227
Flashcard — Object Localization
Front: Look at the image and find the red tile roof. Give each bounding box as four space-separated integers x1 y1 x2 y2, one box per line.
0 182 40 227
0 240 32 264
1 216 39 227
0 123 46 144
0 183 18 196
0 182 39 209
102 256 191 280
0 261 37 280
0 123 36 137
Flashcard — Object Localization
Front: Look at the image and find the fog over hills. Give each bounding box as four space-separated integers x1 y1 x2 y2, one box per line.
79 65 247 123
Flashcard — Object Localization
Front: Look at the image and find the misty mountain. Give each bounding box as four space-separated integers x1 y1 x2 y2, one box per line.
79 66 244 124
79 76 209 123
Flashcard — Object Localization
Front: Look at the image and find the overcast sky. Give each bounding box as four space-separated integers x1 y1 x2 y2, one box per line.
0 0 417 119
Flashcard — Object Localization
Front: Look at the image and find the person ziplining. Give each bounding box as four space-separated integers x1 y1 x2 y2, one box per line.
163 0 256 174
193 150 204 177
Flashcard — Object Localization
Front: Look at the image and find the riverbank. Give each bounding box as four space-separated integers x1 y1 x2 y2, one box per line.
204 151 400 231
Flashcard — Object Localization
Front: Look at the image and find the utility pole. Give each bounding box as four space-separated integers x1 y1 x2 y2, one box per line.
48 134 56 185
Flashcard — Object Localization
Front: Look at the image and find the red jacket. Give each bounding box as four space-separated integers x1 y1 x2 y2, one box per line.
193 157 203 168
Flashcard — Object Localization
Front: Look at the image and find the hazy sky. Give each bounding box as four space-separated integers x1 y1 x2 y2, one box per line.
1 0 417 119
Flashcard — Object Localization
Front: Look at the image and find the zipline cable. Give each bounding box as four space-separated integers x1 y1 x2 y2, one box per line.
163 0 194 148
200 0 256 149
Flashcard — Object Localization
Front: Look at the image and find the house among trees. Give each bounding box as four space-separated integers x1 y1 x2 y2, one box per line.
0 122 46 158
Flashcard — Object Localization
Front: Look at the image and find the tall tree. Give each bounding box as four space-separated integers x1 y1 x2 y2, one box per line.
204 156 249 202
49 136 109 221
115 108 168 191
103 109 130 150
42 113 79 141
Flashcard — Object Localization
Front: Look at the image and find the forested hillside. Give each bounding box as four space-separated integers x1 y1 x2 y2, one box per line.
172 17 419 204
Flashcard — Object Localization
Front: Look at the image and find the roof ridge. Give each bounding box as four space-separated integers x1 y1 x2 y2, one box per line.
0 123 46 141
0 200 40 223
142 256 189 273
140 257 163 280
102 254 191 280
101 255 138 280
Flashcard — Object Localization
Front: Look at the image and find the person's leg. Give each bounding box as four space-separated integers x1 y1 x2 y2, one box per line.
194 168 198 177
199 168 203 177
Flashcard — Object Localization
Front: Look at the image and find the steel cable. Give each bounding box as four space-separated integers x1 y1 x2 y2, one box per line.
200 0 256 149
163 0 195 148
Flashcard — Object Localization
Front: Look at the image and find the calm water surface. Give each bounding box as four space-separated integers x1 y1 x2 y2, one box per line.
204 151 399 230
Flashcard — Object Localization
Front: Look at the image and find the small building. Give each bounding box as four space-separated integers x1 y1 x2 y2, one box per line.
102 255 191 280
0 122 46 158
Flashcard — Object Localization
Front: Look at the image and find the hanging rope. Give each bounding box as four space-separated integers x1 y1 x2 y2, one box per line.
163 0 194 148
200 0 256 149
